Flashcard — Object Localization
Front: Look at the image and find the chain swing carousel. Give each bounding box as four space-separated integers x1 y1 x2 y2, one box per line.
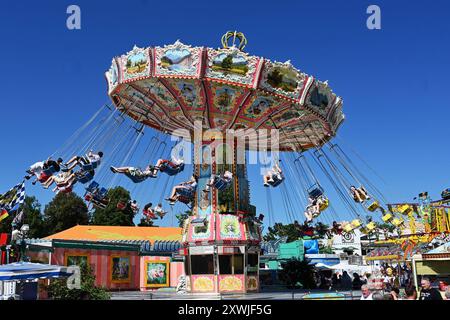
103 31 348 293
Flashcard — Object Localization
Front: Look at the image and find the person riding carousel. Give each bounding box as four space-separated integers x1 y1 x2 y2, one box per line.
350 185 370 203
204 170 233 192
110 165 157 182
143 203 157 220
263 161 284 187
152 155 184 177
64 151 103 172
166 175 198 205
330 221 344 235
304 195 327 223
25 157 63 185
42 170 77 193
154 203 167 219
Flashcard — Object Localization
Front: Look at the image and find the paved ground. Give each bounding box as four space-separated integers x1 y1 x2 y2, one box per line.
110 289 361 300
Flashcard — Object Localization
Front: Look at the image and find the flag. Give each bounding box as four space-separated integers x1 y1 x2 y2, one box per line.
0 180 26 217
0 209 8 222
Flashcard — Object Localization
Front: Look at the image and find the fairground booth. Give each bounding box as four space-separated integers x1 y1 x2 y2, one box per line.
26 225 184 291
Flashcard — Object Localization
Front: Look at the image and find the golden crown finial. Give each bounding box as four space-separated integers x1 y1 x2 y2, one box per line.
221 31 247 50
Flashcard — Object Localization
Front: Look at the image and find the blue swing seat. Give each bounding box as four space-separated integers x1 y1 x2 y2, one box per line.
308 186 324 199
214 178 231 191
161 162 184 176
86 181 100 193
81 160 99 172
77 171 95 184
42 165 58 176
177 187 194 198
125 172 148 183
269 174 283 187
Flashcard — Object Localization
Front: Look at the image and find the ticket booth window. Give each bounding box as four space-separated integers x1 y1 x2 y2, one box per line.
219 254 244 275
191 255 214 274
247 253 258 275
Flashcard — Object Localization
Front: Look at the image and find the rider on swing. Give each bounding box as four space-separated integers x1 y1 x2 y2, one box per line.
64 151 103 171
204 170 233 192
110 165 157 180
166 175 198 205
350 185 370 203
25 157 64 185
263 161 284 187
152 155 184 177
304 195 326 223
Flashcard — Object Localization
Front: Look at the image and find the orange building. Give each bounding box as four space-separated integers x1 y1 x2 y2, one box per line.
28 225 185 291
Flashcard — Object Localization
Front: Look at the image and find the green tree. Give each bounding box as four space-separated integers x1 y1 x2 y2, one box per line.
221 55 233 70
22 196 46 238
46 264 110 300
43 192 89 235
176 210 192 228
91 187 135 226
313 222 330 239
137 218 155 227
263 222 300 243
279 258 316 289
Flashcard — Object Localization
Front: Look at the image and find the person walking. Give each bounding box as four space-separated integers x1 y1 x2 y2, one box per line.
419 277 443 300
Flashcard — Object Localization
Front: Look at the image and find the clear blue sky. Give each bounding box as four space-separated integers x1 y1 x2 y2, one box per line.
0 0 449 228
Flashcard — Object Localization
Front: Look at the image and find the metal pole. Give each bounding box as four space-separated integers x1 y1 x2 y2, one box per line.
411 257 418 291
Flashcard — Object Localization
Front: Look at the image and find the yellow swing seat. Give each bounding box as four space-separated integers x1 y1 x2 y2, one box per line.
366 221 377 231
367 201 380 212
392 217 405 228
398 205 412 215
319 198 329 211
351 219 362 228
382 213 393 222
343 224 354 233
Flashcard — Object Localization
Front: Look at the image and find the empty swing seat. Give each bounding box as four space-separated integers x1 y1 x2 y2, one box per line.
308 186 324 199
86 181 100 193
382 213 393 222
78 171 95 184
367 201 380 212
214 178 231 191
392 217 405 228
351 219 362 228
366 221 377 231
398 204 413 215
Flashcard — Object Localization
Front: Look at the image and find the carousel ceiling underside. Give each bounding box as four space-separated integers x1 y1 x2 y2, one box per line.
105 41 345 151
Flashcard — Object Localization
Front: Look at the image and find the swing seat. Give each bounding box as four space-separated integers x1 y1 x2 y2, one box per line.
391 218 404 227
268 174 283 187
161 162 184 176
351 219 362 228
143 210 157 219
214 178 231 191
177 187 194 198
177 195 193 205
38 172 51 183
308 186 324 199
366 221 377 231
343 224 354 233
81 161 99 172
78 171 95 184
86 181 100 194
125 173 148 183
42 165 57 176
382 213 393 222
367 201 380 212
398 204 412 215
319 198 329 211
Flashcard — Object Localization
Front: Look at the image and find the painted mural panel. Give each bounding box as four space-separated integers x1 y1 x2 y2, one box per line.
304 80 336 117
144 261 170 287
218 275 244 292
217 214 245 241
111 256 131 283
154 41 202 78
247 276 259 291
121 46 151 82
191 275 216 292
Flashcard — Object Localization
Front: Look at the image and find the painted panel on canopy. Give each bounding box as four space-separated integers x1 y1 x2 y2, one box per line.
240 93 283 120
206 83 249 115
205 48 260 87
188 214 215 242
134 78 180 112
258 60 307 101
212 116 233 130
164 78 206 111
154 41 202 78
327 97 345 134
216 214 246 241
120 46 152 82
261 105 309 128
304 80 337 117
120 85 168 119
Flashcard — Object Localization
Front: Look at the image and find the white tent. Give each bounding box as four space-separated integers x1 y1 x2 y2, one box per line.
315 262 373 273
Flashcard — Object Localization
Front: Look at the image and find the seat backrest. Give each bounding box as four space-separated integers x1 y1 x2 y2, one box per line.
86 181 99 192
308 187 323 199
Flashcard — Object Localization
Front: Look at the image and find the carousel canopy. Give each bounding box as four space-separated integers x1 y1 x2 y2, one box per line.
105 32 345 151
0 262 71 281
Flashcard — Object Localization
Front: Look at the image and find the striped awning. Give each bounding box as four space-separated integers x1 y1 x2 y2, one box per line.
0 262 71 281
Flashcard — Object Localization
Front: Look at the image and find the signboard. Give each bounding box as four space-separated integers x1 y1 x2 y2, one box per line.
332 229 362 255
